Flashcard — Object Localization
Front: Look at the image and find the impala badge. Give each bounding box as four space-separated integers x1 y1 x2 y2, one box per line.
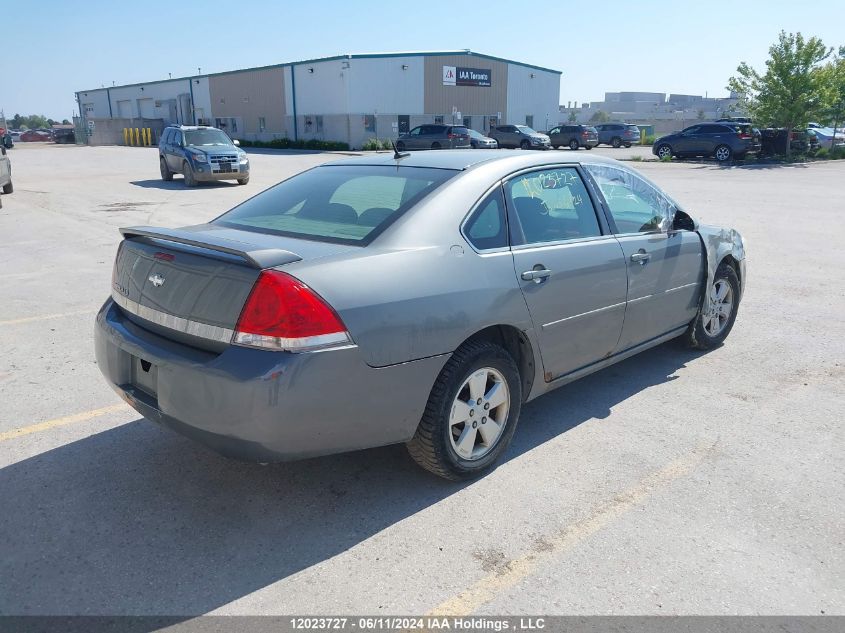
148 273 166 287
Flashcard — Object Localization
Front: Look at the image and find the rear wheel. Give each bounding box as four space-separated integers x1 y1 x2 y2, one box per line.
520 139 530 150
431 142 441 150
684 263 740 349
182 162 197 187
396 141 406 151
2 181 12 194
714 144 732 162
569 139 579 150
656 144 673 159
160 157 173 181
611 137 622 148
406 340 522 480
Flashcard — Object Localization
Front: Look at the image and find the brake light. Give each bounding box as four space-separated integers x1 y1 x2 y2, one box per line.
448 133 456 139
234 270 351 351
739 133 751 140
581 131 589 137
154 252 175 261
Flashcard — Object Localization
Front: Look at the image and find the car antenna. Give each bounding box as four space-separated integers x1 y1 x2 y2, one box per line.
391 140 410 160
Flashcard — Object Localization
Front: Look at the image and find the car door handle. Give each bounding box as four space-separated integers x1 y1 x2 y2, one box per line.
521 268 552 283
630 252 651 264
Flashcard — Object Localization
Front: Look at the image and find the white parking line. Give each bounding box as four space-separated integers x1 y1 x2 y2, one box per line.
0 309 96 326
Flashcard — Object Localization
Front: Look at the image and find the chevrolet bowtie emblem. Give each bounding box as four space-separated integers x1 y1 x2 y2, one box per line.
148 273 166 287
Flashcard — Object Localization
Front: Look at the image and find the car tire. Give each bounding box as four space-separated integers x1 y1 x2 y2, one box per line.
553 145 560 150
569 139 579 150
2 181 12 194
656 144 673 159
396 141 406 151
182 162 197 187
611 137 622 148
624 143 632 148
160 157 173 182
431 142 441 150
684 263 741 350
714 145 732 162
585 146 593 150
406 340 522 481
237 177 249 185
520 140 530 150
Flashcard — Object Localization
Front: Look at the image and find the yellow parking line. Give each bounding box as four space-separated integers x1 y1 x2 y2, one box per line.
0 309 97 326
428 442 715 617
0 403 130 443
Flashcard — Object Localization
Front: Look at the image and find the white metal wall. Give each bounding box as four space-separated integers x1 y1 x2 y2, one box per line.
505 64 560 131
81 78 212 124
346 56 424 115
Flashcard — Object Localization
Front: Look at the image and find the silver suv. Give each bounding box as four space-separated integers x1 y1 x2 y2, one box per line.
489 125 551 150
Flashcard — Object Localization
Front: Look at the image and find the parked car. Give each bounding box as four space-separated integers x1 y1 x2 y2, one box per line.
53 128 76 144
488 125 551 150
547 124 599 150
760 128 820 155
594 123 641 148
0 143 12 201
806 127 845 150
20 130 52 142
395 124 471 151
96 150 746 480
9 131 21 142
2 131 12 149
159 125 250 187
716 117 752 124
653 122 759 161
468 129 497 149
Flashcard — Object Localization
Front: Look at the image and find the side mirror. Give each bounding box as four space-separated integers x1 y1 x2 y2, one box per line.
671 209 698 232
233 139 240 147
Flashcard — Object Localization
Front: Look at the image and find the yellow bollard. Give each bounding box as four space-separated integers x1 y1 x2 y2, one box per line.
123 128 128 145
134 128 140 146
142 128 147 146
147 128 153 146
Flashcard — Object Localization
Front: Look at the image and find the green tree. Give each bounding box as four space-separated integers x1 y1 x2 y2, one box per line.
728 31 831 156
589 110 610 123
697 109 706 120
820 46 845 134
567 110 577 123
61 119 71 125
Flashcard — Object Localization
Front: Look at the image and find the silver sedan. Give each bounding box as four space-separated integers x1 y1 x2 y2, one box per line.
95 151 746 480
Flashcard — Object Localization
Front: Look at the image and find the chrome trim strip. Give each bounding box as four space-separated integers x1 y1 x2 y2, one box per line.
112 291 234 344
542 301 626 329
627 282 699 305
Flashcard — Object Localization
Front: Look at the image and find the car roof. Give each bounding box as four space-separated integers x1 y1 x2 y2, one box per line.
322 149 623 172
166 125 220 131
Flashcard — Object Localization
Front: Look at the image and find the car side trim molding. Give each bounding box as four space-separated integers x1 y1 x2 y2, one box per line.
542 301 626 329
626 282 699 305
112 291 234 344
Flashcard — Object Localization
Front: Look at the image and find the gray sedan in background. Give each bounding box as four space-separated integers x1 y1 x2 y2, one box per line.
96 151 746 480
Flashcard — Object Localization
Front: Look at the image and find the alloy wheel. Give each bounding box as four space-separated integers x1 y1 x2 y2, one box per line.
703 279 734 337
449 367 510 461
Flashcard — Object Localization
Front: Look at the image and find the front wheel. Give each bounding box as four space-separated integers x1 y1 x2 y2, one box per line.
520 140 530 150
396 141 406 151
714 144 732 162
2 180 12 194
569 139 579 150
182 162 197 187
406 340 522 480
684 263 740 350
237 176 249 185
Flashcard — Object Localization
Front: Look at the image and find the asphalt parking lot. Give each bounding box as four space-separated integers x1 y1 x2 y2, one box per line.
0 144 843 616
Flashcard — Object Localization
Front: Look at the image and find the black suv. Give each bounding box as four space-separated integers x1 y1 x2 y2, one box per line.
546 125 598 150
395 125 471 151
653 122 760 161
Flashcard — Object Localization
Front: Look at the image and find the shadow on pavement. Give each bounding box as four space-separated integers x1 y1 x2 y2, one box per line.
0 341 700 615
129 180 240 190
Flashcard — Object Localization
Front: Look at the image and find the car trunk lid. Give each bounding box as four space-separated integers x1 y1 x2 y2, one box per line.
112 224 356 351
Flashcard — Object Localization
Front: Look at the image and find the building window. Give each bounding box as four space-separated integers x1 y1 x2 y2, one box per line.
258 117 266 132
363 115 376 132
315 115 324 133
463 116 472 129
434 115 444 125
525 115 534 128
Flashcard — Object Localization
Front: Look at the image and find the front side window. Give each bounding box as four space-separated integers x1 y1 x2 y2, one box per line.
585 164 674 234
215 166 456 245
464 187 508 250
409 126 422 136
505 167 601 245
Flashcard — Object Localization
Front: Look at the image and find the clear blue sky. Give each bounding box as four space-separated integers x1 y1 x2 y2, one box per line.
4 0 845 120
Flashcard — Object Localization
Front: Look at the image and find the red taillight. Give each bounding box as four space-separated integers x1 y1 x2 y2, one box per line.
234 270 351 351
448 133 457 139
154 252 175 261
739 133 751 140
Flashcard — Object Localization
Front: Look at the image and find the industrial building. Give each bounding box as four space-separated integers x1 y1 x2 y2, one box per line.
76 50 561 148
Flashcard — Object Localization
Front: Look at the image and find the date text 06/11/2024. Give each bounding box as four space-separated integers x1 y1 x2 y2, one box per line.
289 617 547 631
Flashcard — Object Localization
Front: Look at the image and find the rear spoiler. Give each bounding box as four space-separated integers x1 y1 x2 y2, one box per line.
120 226 302 269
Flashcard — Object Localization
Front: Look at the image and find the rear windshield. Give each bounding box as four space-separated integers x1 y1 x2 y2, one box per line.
626 125 640 132
214 165 456 245
450 126 469 135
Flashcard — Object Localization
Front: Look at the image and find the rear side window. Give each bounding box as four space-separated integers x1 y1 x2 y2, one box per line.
450 126 469 135
215 166 456 245
505 167 601 245
464 188 508 250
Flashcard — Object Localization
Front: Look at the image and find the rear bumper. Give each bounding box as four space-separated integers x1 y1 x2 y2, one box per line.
94 299 447 461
